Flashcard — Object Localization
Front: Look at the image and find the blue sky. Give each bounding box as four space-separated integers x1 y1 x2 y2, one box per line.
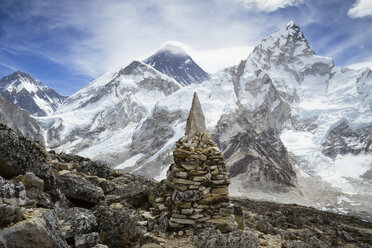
0 0 371 96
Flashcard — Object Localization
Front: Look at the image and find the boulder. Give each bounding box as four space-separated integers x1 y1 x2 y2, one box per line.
207 218 236 233
192 228 227 248
15 172 44 200
0 124 53 188
0 203 25 227
58 207 97 240
0 209 68 248
75 232 102 248
95 206 146 247
56 172 104 205
226 229 260 248
0 176 26 206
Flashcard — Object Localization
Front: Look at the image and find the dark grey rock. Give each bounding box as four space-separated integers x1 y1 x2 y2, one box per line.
192 228 227 248
173 189 202 202
0 123 53 188
0 209 68 248
56 172 104 205
0 177 26 206
0 203 25 227
75 232 102 248
226 229 260 248
95 206 146 247
15 172 44 200
58 207 97 240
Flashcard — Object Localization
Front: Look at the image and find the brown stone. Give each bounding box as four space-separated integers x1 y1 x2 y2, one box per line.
175 202 192 208
170 217 195 225
207 218 235 233
199 196 229 205
173 178 201 185
211 187 228 195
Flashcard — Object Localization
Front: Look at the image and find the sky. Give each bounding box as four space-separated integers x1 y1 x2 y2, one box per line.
0 0 371 96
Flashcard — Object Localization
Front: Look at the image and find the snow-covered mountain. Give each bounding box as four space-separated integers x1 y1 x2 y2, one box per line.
0 71 67 116
39 21 372 218
115 21 370 214
41 60 181 161
144 43 209 86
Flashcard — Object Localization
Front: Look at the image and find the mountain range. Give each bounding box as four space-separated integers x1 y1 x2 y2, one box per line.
0 21 371 220
0 71 66 116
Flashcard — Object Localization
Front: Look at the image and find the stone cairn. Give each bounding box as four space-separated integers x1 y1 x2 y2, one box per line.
156 92 236 233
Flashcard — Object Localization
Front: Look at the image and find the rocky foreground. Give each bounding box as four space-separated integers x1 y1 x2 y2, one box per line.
0 122 371 248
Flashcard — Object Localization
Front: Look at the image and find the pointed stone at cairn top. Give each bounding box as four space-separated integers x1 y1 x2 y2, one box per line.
185 92 207 137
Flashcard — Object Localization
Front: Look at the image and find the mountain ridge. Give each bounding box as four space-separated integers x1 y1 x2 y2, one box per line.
0 71 67 116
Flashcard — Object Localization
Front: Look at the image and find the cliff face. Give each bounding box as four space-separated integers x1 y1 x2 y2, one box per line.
0 95 44 144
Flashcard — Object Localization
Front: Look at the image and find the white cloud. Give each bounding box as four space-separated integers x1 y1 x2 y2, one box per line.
0 0 275 78
234 0 302 12
348 0 372 18
142 41 254 73
347 59 372 70
189 46 254 73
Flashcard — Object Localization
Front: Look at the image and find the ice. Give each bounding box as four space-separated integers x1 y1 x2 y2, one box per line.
116 153 144 169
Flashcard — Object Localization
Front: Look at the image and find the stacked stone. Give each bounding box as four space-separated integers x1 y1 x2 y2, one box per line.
156 92 235 232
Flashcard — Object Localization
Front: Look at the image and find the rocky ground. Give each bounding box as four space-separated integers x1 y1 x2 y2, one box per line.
1 122 372 248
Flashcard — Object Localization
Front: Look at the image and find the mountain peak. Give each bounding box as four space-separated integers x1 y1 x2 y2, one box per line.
143 42 209 86
158 42 188 56
246 22 316 72
0 71 66 116
285 20 296 29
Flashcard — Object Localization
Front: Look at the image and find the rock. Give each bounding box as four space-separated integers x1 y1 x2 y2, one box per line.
173 189 202 202
185 92 207 137
207 218 235 233
56 153 114 180
155 215 169 233
141 243 163 248
57 207 97 240
56 172 105 205
0 177 26 206
322 120 372 158
0 203 25 227
75 232 102 248
0 209 68 248
169 217 195 225
226 229 260 248
95 206 146 247
0 124 54 189
192 228 227 248
111 174 157 208
255 219 277 235
15 172 44 200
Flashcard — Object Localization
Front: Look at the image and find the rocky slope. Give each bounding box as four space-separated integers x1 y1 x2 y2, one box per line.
1 123 371 248
0 71 66 116
0 95 44 143
144 43 209 86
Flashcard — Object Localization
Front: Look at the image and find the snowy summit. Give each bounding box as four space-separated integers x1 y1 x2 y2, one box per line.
144 42 209 86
